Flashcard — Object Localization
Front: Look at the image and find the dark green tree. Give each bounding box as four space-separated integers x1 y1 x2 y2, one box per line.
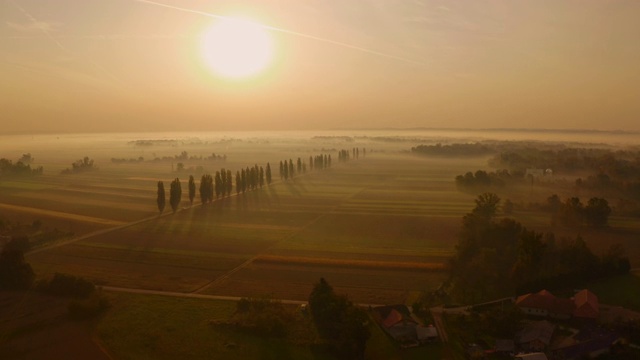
259 166 264 188
473 192 501 219
157 181 166 213
199 174 213 204
283 161 289 180
308 278 370 359
215 171 222 199
226 170 232 195
559 197 584 226
236 171 241 195
584 197 611 227
266 162 272 184
188 175 196 205
0 247 35 290
169 178 182 212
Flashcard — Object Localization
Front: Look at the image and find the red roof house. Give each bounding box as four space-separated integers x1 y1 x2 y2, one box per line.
573 289 599 319
516 290 574 319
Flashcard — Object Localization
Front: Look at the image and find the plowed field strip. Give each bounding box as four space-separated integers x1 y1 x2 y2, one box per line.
0 203 126 226
253 254 446 271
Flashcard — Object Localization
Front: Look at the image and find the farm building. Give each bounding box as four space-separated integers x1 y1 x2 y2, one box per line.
515 290 574 319
551 326 620 360
415 325 438 343
572 289 599 320
515 320 555 352
516 289 599 320
372 305 433 347
494 338 515 355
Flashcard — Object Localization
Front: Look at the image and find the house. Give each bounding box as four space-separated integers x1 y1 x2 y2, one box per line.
465 343 485 359
516 320 555 352
372 305 420 347
552 326 619 360
572 289 599 320
515 290 574 319
415 325 438 343
494 339 515 355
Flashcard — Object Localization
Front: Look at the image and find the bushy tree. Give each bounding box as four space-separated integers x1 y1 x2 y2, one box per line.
559 197 584 226
309 278 370 359
157 181 166 213
472 192 501 219
0 247 34 290
584 197 611 227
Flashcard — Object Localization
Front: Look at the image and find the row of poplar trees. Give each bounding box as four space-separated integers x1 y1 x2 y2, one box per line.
156 164 273 213
156 149 364 213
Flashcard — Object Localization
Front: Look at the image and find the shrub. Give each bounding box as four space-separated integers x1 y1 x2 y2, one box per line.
229 297 291 337
37 273 95 298
68 288 110 320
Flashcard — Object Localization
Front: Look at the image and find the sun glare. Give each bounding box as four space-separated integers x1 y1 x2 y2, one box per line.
201 17 274 79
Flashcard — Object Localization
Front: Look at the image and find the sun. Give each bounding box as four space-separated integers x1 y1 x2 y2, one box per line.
201 17 274 79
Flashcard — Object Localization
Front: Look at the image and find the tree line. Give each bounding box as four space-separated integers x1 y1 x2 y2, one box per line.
447 193 629 303
157 164 271 213
0 154 43 178
546 195 612 227
156 149 364 213
455 169 516 189
412 142 494 157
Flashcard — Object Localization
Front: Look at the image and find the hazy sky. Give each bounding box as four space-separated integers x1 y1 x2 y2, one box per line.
2 0 639 134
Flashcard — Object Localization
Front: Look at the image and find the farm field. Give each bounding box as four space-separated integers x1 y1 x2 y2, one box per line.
2 132 640 305
24 151 476 303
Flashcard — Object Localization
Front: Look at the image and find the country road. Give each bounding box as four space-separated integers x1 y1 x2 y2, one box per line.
102 285 384 308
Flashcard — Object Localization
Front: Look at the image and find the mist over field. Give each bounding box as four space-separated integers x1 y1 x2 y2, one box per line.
2 128 640 358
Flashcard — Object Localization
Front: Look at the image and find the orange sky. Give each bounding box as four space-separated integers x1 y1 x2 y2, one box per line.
2 0 639 133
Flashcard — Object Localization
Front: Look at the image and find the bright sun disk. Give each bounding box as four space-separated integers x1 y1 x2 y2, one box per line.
201 17 274 79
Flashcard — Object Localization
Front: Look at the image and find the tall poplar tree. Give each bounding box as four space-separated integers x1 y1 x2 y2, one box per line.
169 178 182 213
188 175 195 205
266 162 272 185
157 181 165 213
